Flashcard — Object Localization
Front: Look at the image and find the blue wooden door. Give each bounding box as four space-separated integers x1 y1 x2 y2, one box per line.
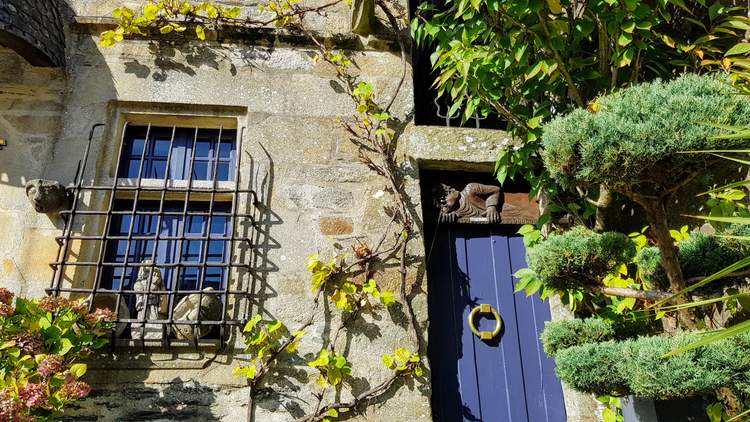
427 225 566 422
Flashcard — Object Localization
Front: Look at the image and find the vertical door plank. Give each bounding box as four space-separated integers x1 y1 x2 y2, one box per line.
508 235 567 422
452 227 484 421
485 229 530 421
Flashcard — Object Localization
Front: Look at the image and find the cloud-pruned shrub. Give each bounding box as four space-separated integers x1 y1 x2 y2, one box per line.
554 330 750 399
527 227 635 290
543 73 750 194
540 318 616 357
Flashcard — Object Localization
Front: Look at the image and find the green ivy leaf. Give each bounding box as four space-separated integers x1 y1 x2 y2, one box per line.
70 363 87 379
196 25 206 41
233 365 257 379
382 354 395 368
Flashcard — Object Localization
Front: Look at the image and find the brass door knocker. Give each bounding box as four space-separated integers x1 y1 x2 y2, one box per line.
467 304 502 340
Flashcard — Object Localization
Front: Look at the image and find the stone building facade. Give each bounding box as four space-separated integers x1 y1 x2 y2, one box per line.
0 1 599 421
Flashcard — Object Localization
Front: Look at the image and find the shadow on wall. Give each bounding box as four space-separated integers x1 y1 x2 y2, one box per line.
122 41 286 82
58 377 224 422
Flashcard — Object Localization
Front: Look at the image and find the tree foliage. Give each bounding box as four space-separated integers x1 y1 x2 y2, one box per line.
637 225 750 289
554 330 750 399
412 0 750 194
543 73 750 194
527 226 635 290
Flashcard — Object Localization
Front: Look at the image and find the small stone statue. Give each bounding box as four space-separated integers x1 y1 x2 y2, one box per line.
171 288 222 341
434 182 502 224
25 179 71 214
131 260 166 340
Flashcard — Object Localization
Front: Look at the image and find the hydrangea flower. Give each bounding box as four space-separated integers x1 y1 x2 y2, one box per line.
85 308 116 324
38 355 65 378
0 303 14 317
38 296 71 313
12 333 42 355
18 383 47 408
0 288 13 305
61 381 91 399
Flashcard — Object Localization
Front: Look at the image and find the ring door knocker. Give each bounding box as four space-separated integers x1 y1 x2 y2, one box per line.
467 304 502 341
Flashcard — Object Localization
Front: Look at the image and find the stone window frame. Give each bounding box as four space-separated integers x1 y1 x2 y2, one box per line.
48 102 258 350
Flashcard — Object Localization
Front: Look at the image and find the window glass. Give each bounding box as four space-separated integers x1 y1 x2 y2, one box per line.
119 125 236 181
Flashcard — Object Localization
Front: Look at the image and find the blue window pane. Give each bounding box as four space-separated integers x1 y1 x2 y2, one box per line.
204 268 224 290
179 268 200 291
182 240 202 262
210 216 227 234
195 140 211 159
127 160 142 178
131 138 145 156
192 161 208 180
219 142 232 159
148 159 167 179
217 163 230 181
207 241 225 262
186 216 205 236
153 139 171 157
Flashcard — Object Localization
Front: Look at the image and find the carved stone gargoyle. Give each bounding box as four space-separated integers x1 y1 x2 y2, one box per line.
433 182 502 224
130 260 167 340
25 179 71 214
171 288 222 341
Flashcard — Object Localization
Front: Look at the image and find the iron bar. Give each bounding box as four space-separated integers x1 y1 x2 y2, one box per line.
47 122 256 348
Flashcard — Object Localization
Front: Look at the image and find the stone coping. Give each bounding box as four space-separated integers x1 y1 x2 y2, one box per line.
406 124 516 170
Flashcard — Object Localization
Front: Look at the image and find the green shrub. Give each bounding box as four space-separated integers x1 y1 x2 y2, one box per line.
554 340 629 395
527 227 635 290
540 318 615 357
554 331 750 399
542 74 750 194
0 289 113 421
636 226 750 289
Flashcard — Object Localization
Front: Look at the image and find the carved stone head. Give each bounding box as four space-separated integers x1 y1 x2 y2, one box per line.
432 183 461 215
25 179 70 214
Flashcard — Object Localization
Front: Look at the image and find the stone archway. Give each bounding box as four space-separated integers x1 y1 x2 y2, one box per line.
0 0 68 67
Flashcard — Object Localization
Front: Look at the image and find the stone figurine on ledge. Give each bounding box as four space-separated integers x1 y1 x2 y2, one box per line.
25 179 71 214
131 261 166 340
172 288 222 341
434 182 502 224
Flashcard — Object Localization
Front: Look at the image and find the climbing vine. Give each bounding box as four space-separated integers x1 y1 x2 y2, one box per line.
101 1 422 421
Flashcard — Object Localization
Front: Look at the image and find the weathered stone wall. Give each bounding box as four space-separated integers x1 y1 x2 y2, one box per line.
0 46 66 300
38 9 430 419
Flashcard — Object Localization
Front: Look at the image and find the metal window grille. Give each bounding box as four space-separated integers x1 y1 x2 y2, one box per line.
47 122 258 350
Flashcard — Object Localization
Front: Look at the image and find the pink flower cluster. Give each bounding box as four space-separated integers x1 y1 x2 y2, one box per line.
61 380 91 399
0 288 13 305
12 333 42 355
0 393 30 422
0 303 13 317
85 307 116 324
38 296 71 313
37 355 65 379
18 383 47 408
